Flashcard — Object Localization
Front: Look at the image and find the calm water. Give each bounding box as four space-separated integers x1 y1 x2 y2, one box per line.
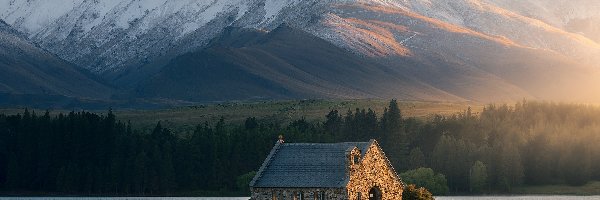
1 197 600 200
437 196 600 200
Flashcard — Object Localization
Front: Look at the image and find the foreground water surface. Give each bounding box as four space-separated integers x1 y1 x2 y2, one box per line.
437 196 600 200
1 196 600 200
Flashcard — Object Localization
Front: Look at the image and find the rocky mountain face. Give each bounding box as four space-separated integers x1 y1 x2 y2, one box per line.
1 0 599 104
0 0 321 78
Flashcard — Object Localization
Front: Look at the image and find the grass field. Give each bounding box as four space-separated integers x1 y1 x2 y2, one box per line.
0 99 482 133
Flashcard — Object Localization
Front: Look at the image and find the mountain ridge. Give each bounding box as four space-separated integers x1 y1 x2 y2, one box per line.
1 0 600 105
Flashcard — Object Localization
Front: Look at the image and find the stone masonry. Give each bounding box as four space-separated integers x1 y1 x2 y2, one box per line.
346 141 404 200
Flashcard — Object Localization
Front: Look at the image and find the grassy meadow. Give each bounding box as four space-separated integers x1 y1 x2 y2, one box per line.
0 99 482 133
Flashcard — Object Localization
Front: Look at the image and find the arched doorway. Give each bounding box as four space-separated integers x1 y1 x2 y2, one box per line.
368 186 382 200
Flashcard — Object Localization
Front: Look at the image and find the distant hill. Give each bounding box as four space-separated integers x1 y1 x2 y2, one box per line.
0 19 113 106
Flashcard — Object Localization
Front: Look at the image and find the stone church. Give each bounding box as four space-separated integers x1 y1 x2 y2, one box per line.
249 139 404 200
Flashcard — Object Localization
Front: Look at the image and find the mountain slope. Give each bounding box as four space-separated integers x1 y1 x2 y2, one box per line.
486 0 600 43
375 0 600 66
135 26 464 102
307 3 600 102
0 0 317 76
3 0 599 73
0 19 112 100
1 0 600 103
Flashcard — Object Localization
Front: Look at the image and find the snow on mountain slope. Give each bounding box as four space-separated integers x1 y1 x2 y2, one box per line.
487 0 600 27
1 0 245 37
0 0 289 74
2 0 598 73
486 0 600 43
363 0 600 66
307 2 600 102
1 0 600 103
0 0 80 34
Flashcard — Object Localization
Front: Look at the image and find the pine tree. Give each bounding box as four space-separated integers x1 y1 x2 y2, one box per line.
493 143 524 192
407 148 426 170
380 99 408 170
5 153 20 189
324 110 343 139
469 161 488 193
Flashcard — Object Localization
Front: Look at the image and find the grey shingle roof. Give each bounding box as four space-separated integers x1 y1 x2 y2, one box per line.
250 141 371 188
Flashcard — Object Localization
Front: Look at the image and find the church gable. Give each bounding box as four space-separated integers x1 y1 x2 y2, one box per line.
346 140 404 200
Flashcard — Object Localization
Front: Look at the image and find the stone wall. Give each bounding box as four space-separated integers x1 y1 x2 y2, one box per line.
250 187 348 200
345 141 404 200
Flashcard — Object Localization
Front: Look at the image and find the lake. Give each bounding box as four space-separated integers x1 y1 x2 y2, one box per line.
436 196 600 200
1 197 600 200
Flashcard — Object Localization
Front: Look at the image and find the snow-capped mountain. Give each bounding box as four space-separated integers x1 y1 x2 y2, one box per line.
0 0 324 76
485 0 600 44
3 0 600 68
1 0 600 104
374 0 600 66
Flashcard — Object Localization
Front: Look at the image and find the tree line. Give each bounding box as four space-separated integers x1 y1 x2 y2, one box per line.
1 100 599 195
